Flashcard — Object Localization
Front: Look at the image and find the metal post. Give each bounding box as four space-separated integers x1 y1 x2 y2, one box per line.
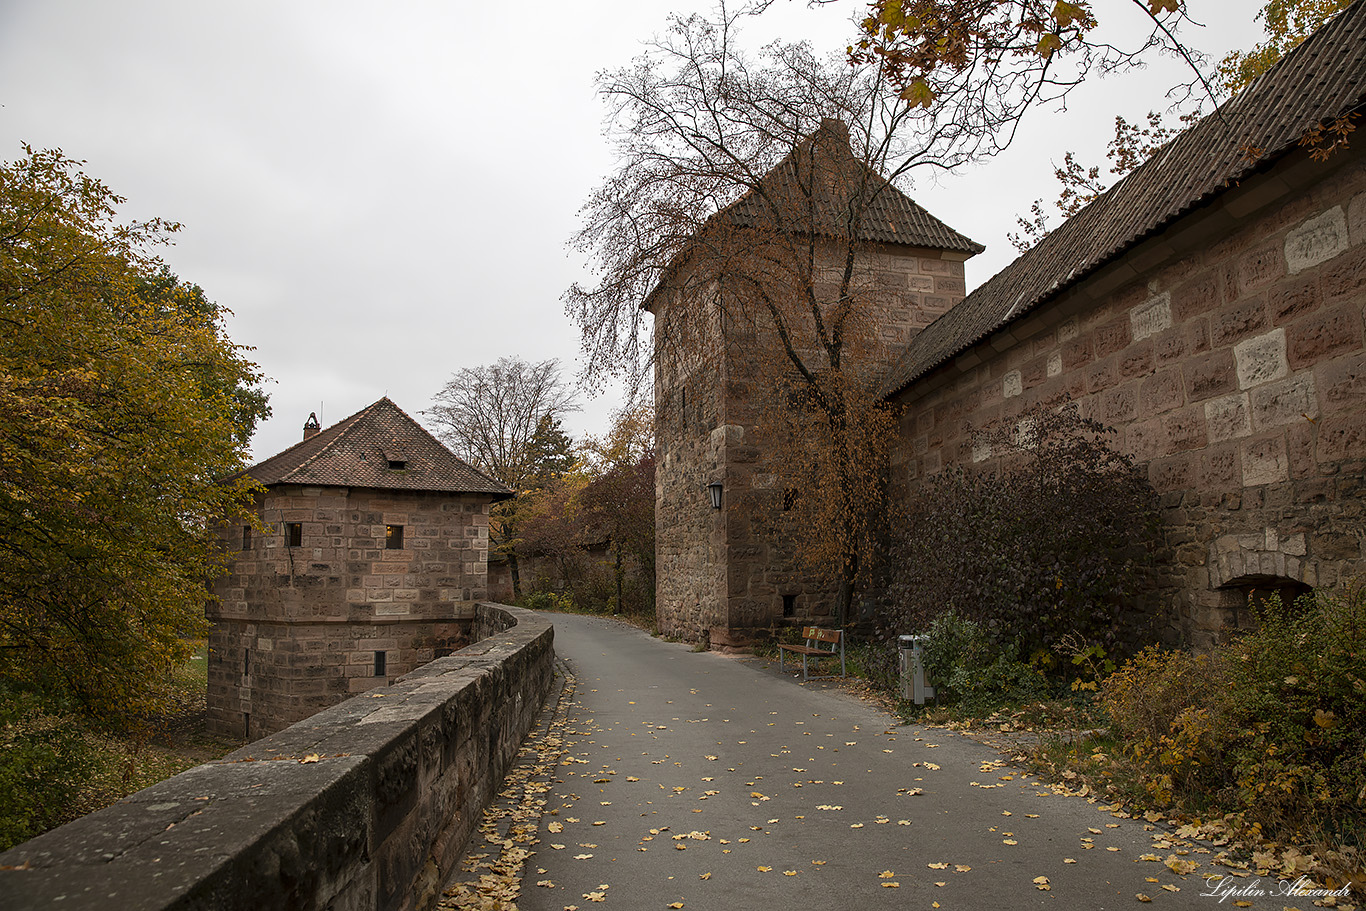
898 634 936 705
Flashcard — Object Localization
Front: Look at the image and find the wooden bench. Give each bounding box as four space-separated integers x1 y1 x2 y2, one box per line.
777 627 846 681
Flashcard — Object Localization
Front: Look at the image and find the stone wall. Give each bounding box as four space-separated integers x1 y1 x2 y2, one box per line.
888 145 1366 648
209 485 494 739
0 604 553 911
653 245 970 642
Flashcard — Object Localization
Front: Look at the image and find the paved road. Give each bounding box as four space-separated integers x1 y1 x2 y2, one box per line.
503 613 1269 910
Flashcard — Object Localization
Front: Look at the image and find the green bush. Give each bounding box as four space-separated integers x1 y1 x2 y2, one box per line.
1100 585 1366 845
882 402 1160 657
847 640 900 694
518 589 577 612
0 692 101 850
920 611 994 701
1222 586 1366 842
950 656 1053 716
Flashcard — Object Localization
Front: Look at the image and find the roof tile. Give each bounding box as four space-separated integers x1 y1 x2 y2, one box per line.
882 0 1366 397
232 398 511 499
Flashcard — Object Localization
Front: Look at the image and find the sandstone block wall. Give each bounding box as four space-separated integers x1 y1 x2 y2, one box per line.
0 604 553 911
889 147 1366 648
654 247 969 642
209 486 494 739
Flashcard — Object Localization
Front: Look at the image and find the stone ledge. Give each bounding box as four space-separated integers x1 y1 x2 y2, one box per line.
0 603 552 911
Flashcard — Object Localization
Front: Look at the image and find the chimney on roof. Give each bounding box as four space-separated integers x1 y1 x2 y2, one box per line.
818 118 850 146
303 412 321 440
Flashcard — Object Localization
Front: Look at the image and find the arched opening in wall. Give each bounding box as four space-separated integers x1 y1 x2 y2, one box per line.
1220 574 1314 632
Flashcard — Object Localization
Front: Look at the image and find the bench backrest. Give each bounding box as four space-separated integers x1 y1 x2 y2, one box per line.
802 627 841 650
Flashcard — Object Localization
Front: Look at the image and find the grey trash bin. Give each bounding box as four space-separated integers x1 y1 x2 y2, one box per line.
898 635 936 705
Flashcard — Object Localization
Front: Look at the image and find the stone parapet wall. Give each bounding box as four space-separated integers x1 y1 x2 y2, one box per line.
0 604 553 911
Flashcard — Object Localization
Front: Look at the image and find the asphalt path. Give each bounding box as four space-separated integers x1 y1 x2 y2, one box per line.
510 612 1274 910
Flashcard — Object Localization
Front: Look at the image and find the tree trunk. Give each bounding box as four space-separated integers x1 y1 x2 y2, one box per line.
509 550 522 600
614 542 624 615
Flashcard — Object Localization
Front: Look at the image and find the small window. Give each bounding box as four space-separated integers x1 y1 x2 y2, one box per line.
782 594 796 618
243 648 250 678
387 459 407 470
783 488 799 511
286 523 302 547
386 525 404 550
241 525 252 551
243 713 250 740
374 650 387 677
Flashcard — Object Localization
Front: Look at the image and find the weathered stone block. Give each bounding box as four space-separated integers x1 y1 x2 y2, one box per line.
1286 304 1364 369
1120 340 1155 379
1239 239 1287 292
1204 392 1252 443
1316 350 1366 411
1250 372 1318 431
1241 435 1289 486
1285 205 1349 274
1211 295 1268 347
1182 348 1237 401
1130 292 1172 341
1140 369 1185 416
1317 408 1366 463
1234 328 1289 389
1095 316 1132 358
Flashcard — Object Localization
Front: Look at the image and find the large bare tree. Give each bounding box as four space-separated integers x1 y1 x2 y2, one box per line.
565 4 1215 622
427 357 579 596
566 10 938 622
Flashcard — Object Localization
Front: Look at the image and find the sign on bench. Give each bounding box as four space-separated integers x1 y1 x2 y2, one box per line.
777 627 846 681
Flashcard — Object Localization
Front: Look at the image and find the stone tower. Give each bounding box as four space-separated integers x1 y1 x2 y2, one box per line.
648 120 982 645
207 397 510 740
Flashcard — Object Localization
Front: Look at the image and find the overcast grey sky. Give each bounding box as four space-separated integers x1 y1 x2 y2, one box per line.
0 1 1264 461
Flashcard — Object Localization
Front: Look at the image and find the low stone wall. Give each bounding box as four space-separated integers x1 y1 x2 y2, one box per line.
0 603 553 911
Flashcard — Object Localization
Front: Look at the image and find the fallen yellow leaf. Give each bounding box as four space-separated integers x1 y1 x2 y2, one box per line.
1136 894 1152 902
757 866 772 872
882 882 900 888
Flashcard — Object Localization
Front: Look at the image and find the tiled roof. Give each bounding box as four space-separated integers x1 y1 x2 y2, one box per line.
718 119 984 254
882 0 1366 398
232 397 511 498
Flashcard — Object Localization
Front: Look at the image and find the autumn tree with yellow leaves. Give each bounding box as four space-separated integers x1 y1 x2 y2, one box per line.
0 146 270 724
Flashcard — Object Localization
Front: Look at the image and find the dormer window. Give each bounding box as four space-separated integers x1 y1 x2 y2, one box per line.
387 459 407 470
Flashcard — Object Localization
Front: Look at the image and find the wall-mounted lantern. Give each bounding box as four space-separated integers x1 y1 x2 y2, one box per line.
707 480 724 510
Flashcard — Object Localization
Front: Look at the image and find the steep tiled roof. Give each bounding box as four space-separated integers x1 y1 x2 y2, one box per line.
882 0 1366 398
718 119 984 254
233 398 511 498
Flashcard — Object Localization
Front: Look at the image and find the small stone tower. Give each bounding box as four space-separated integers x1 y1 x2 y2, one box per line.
207 397 510 740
